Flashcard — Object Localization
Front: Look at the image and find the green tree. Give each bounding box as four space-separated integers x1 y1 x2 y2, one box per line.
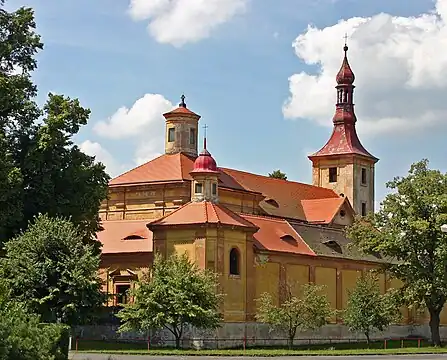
346 159 447 346
256 281 334 349
268 169 287 180
0 4 109 249
117 253 223 349
343 272 401 345
0 214 104 327
0 280 66 360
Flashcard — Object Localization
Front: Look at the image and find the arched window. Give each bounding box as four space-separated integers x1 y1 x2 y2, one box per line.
229 247 240 276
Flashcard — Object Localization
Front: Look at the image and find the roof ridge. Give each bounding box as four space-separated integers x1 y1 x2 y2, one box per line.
204 201 210 224
214 203 258 228
283 219 315 254
209 202 219 225
240 213 287 223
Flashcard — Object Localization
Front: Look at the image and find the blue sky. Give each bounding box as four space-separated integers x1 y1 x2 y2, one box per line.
7 0 447 206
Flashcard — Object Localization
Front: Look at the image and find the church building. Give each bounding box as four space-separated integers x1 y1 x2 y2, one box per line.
97 45 438 328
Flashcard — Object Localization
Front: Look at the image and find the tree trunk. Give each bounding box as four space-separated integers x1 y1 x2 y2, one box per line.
288 328 296 350
365 331 370 347
175 335 181 349
429 308 442 346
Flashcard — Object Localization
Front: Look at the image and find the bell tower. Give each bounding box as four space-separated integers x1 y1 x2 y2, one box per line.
190 126 219 203
163 95 200 157
308 42 378 216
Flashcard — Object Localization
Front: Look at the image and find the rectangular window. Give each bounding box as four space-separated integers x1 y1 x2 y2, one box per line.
329 167 337 183
168 127 175 142
361 168 367 185
361 202 367 216
115 284 130 305
189 128 195 145
195 182 203 194
212 183 217 195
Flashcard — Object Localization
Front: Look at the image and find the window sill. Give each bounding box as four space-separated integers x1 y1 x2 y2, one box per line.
361 183 367 187
229 274 241 280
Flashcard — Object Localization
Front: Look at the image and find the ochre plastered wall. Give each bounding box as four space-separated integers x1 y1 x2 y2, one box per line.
99 252 152 306
311 156 375 215
100 184 262 221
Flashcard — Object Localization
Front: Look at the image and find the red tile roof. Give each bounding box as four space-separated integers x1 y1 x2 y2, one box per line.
301 197 347 223
163 106 200 118
98 220 153 254
148 201 258 230
242 214 316 256
308 122 377 160
109 154 345 222
220 168 340 220
109 153 195 186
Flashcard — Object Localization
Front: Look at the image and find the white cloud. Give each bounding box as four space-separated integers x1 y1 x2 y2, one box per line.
128 0 248 46
80 140 126 177
283 0 447 136
92 93 174 176
94 94 172 139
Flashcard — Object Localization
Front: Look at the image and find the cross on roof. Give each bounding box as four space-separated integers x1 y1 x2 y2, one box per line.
180 94 186 107
202 124 209 150
343 33 348 46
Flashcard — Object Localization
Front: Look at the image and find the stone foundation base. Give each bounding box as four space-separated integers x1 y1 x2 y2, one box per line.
75 322 445 349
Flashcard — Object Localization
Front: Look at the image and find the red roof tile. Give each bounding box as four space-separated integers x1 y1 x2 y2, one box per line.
98 220 153 254
301 197 347 223
220 168 339 220
242 214 316 256
148 201 258 230
308 122 377 160
109 155 345 222
109 153 195 186
163 106 200 118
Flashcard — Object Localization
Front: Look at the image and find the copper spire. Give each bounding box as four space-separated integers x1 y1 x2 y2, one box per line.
336 36 355 85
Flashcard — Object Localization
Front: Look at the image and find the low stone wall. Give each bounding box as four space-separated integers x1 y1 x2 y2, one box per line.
74 322 445 349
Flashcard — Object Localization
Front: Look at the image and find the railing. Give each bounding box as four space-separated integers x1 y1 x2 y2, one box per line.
71 336 427 351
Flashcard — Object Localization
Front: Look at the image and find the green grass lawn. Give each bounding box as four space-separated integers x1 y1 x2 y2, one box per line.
73 339 447 356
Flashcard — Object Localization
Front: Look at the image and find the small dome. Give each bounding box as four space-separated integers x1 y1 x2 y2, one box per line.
336 45 355 85
190 148 219 174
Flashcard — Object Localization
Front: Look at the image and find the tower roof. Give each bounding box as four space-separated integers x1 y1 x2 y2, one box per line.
190 126 219 175
309 44 378 162
163 94 200 119
336 45 355 85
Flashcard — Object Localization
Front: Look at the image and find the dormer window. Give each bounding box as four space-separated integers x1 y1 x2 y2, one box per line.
189 128 196 145
265 198 279 208
168 127 175 142
329 167 337 183
195 182 203 194
123 234 145 240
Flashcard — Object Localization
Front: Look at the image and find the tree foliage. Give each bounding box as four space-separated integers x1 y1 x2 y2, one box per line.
0 280 66 360
0 3 109 249
118 253 223 349
256 281 334 348
268 169 287 180
343 272 401 344
346 159 447 346
0 214 105 326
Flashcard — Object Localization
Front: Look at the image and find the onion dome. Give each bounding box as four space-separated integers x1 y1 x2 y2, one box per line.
190 138 219 174
336 45 355 85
